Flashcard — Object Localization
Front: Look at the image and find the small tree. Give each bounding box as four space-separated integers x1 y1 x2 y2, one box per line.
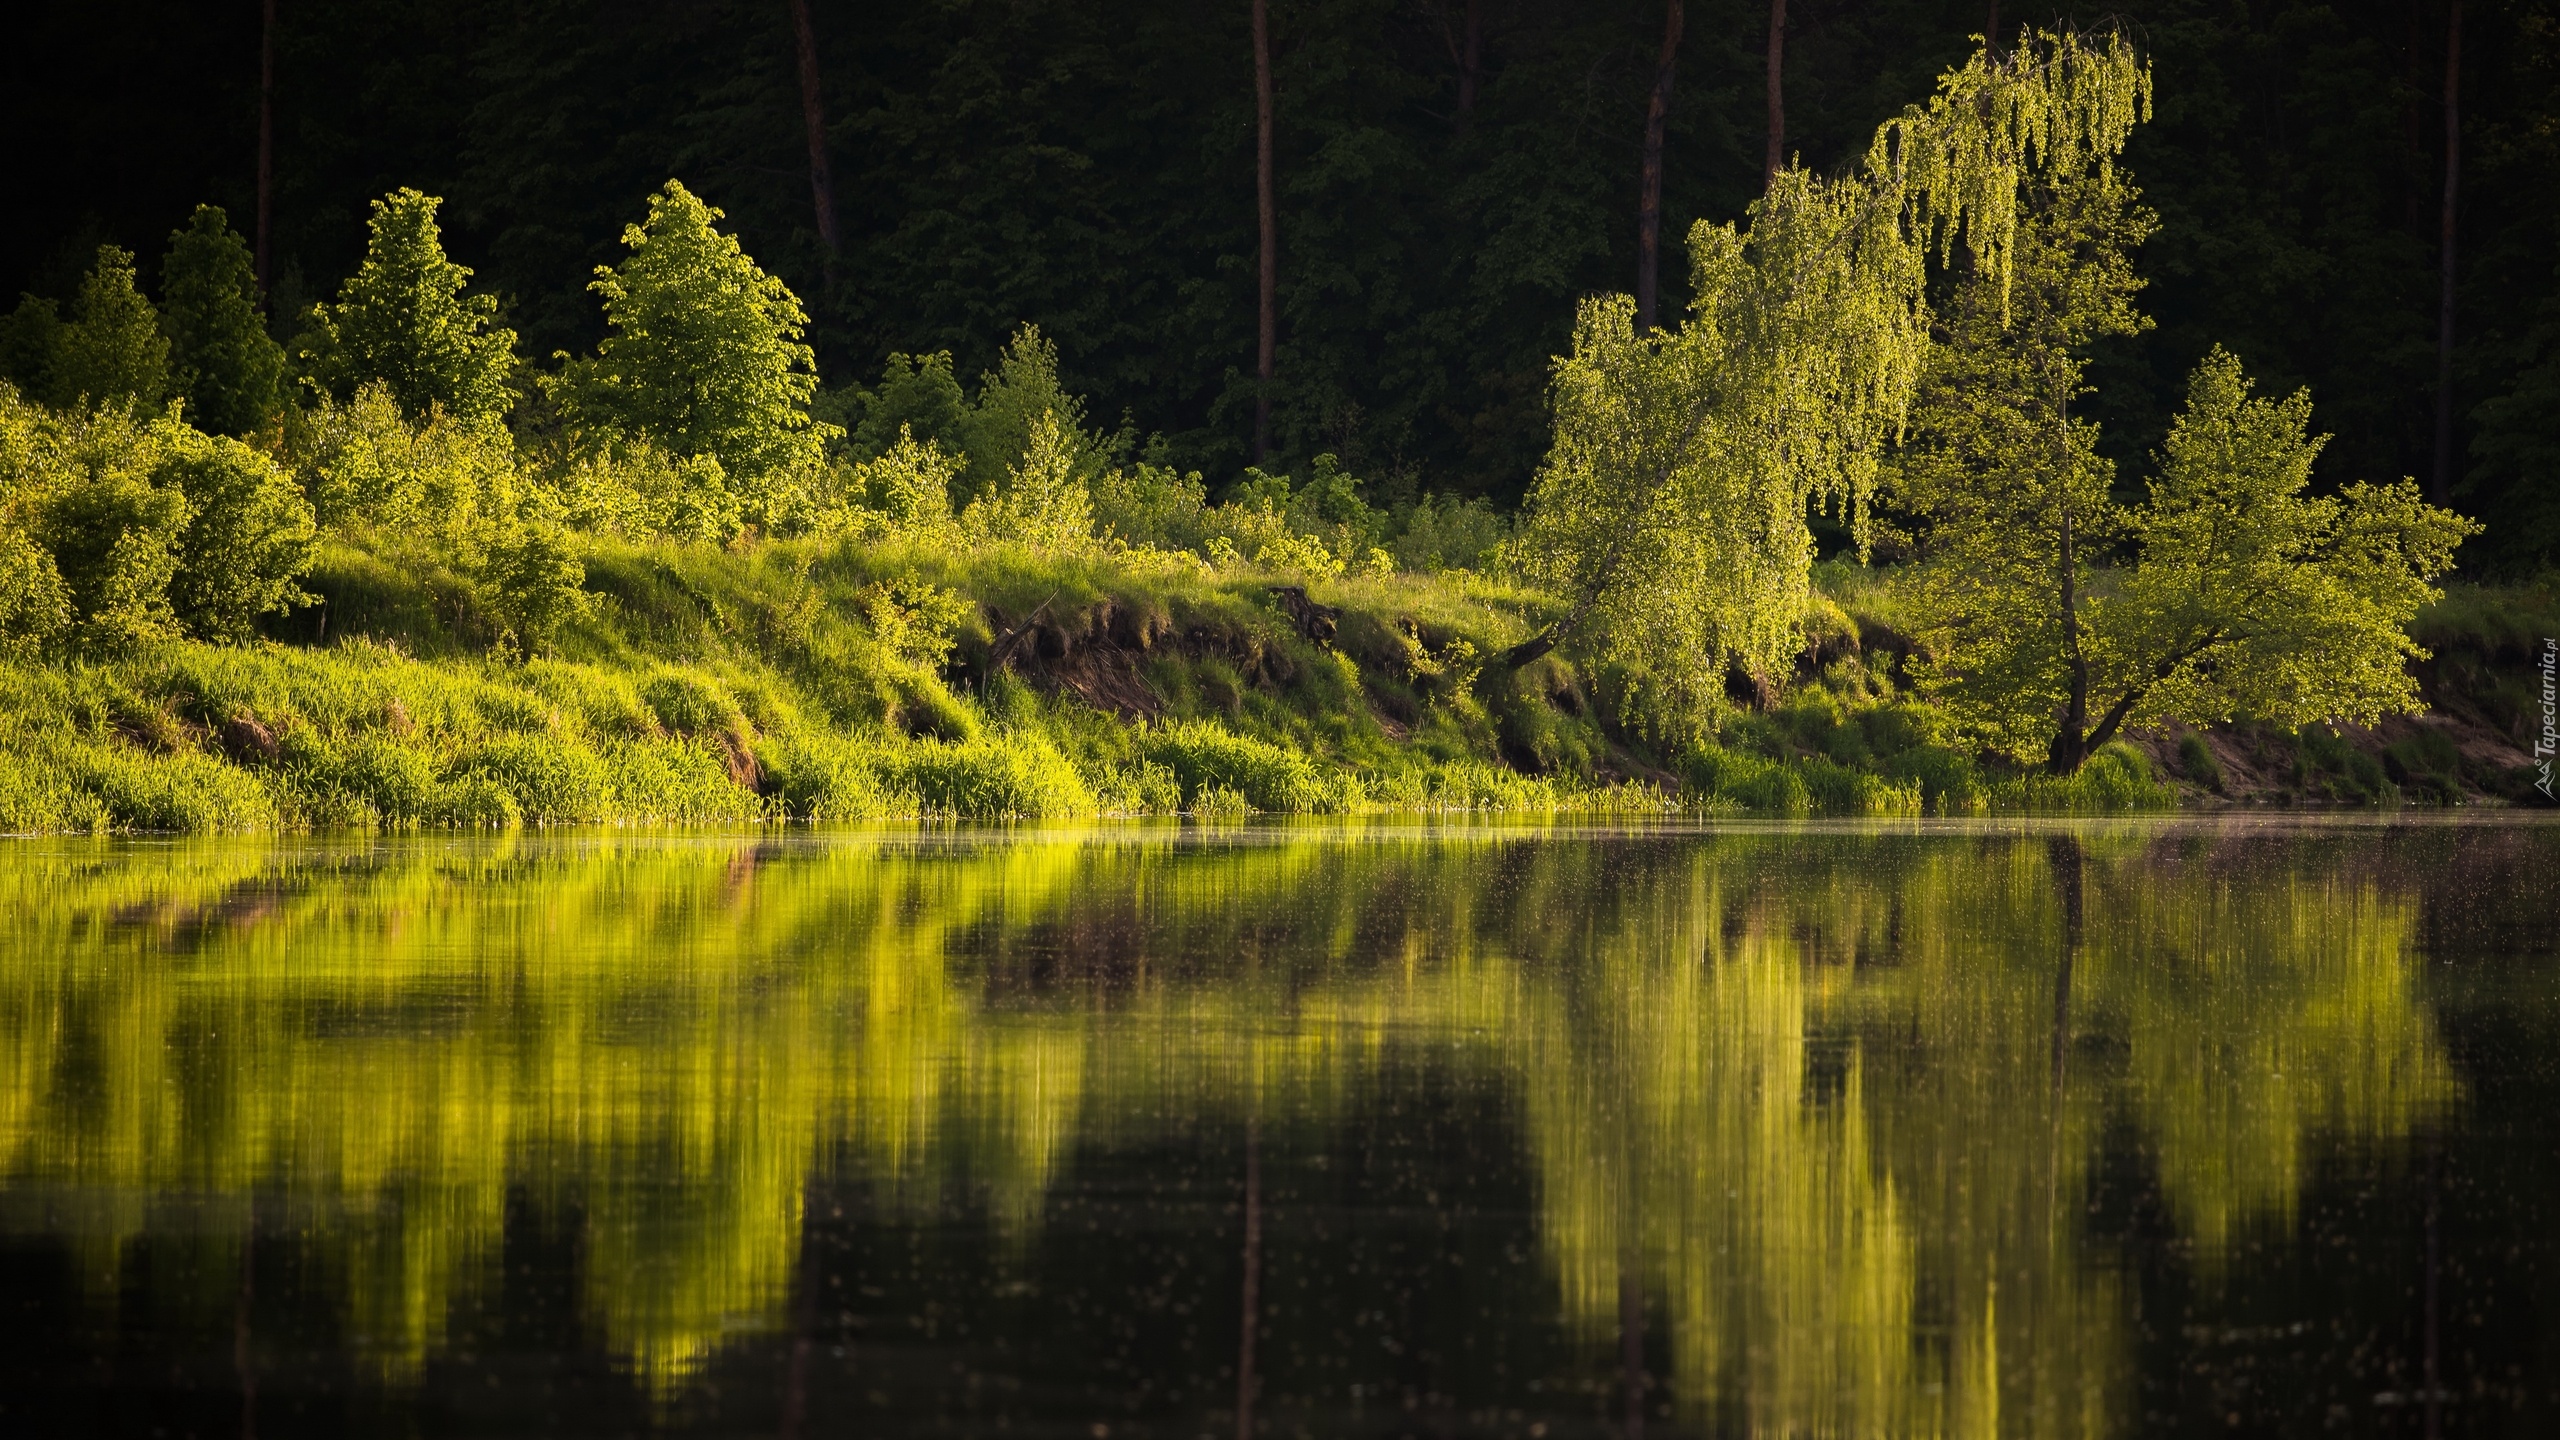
961 411 1093 549
162 206 286 437
53 247 171 410
1917 349 2478 768
301 189 518 428
557 180 834 500
956 324 1090 506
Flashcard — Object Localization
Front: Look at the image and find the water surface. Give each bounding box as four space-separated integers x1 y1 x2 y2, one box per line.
0 817 2553 1436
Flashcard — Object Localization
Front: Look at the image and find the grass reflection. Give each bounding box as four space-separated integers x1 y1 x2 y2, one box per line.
0 821 2464 1424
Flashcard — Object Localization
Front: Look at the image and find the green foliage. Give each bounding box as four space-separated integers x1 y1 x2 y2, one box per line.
1392 493 1508 574
2175 733 2224 794
961 410 1093 550
1921 349 2477 770
474 523 592 653
296 382 522 535
1516 33 2152 733
159 206 286 438
953 325 1089 506
848 351 966 460
554 180 835 501
52 246 170 410
1895 163 2156 765
0 386 318 650
300 189 518 428
156 430 318 641
1140 719 1328 813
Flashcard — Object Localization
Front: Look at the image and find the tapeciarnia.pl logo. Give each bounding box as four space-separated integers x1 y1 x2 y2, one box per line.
2539 636 2557 800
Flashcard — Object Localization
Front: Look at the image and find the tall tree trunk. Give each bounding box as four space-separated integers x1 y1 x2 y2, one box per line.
2433 0 2463 506
2049 495 2087 774
1634 1 1685 334
256 0 276 302
1985 0 2001 55
1458 0 1482 131
1763 0 1786 188
787 0 840 284
1253 0 1277 464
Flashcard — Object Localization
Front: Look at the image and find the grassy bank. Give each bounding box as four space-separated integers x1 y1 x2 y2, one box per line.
0 526 2198 832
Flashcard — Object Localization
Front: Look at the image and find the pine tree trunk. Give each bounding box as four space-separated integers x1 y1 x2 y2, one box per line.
2433 0 2463 506
1985 0 2001 54
1635 1 1684 334
1253 0 1277 464
1457 0 1482 131
256 0 276 302
1763 0 1786 188
787 0 840 284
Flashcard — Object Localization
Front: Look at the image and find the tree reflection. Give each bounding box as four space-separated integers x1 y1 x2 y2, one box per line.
0 821 2463 1423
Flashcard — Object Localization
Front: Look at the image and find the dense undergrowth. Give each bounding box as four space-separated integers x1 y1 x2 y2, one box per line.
0 522 2205 832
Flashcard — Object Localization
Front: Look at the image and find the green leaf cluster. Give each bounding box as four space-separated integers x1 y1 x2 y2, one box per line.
300 189 518 429
1517 32 2151 733
551 181 835 505
0 383 316 651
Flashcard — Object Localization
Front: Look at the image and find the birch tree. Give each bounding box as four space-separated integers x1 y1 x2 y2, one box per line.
1512 31 2152 729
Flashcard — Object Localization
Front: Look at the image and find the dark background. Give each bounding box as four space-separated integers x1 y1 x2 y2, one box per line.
7 0 2557 566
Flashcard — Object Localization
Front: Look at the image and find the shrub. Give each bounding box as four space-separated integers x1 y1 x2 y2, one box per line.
158 431 317 640
475 525 591 652
887 731 1092 818
2382 727 2464 805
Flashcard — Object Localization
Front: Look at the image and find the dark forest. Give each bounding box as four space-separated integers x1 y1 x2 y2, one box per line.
8 0 2557 564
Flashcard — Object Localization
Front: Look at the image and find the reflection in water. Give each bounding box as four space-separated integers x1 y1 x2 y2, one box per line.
0 822 2474 1431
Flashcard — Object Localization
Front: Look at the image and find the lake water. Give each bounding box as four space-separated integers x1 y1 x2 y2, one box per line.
0 818 2553 1437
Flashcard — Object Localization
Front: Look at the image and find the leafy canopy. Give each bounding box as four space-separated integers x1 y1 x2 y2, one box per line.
556 180 835 493
53 246 171 411
301 189 519 428
1916 349 2477 765
161 206 285 438
1892 162 2155 767
1513 31 2151 731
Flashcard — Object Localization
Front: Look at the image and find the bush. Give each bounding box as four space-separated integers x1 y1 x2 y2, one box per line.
476 525 591 652
159 431 317 640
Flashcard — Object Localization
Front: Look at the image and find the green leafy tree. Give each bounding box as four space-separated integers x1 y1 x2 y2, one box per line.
1512 32 2153 731
850 352 967 460
556 180 835 496
0 298 63 406
961 411 1093 549
302 189 518 428
955 325 1090 506
161 206 286 437
1918 349 2478 769
53 247 171 410
1891 164 2156 768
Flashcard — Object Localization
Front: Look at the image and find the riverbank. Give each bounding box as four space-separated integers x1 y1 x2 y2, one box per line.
0 530 2543 832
